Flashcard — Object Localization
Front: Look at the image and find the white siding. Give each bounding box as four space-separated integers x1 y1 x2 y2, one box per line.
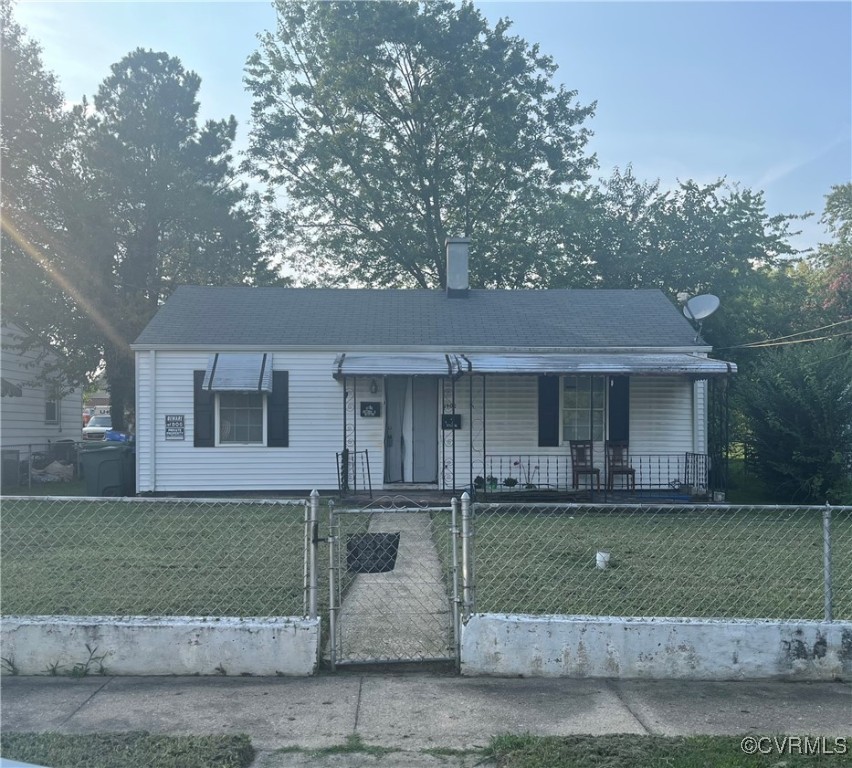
138 351 345 492
135 353 703 493
1 324 83 451
629 377 694 454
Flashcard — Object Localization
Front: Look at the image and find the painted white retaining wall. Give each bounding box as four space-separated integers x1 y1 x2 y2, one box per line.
461 615 852 680
1 616 320 676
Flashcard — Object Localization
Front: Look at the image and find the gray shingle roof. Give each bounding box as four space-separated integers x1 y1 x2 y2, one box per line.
132 286 704 349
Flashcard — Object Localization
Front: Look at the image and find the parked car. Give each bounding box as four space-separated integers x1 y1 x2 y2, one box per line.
82 413 112 441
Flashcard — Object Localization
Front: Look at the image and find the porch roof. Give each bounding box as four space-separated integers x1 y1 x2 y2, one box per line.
458 353 736 377
332 352 735 378
333 352 463 378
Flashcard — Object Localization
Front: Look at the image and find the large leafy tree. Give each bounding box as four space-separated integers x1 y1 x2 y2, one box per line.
67 49 278 426
567 168 808 351
0 1 99 386
2 28 278 428
814 183 852 320
245 0 595 288
736 339 852 503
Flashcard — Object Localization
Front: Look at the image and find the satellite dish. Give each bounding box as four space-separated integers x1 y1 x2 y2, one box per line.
683 294 720 321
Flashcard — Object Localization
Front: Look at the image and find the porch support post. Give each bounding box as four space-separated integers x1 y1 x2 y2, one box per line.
441 380 446 491
469 370 473 493
452 375 457 492
481 375 487 493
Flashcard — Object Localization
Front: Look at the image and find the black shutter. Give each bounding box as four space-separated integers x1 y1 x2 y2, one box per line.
267 371 289 447
608 376 630 442
537 375 560 447
193 370 215 447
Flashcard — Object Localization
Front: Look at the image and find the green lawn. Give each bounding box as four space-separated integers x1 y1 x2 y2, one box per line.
0 732 254 768
3 497 849 621
487 734 852 768
1 497 309 617
436 505 852 621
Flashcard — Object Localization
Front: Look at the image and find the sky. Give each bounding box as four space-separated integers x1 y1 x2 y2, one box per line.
14 0 852 254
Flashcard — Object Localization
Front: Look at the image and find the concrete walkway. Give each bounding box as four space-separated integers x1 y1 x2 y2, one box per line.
331 511 453 664
2 674 850 767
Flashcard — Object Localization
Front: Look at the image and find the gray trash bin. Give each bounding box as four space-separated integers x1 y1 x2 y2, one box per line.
80 444 132 496
1 449 20 490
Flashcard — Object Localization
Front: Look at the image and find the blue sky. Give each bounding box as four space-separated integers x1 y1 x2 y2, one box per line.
16 0 852 253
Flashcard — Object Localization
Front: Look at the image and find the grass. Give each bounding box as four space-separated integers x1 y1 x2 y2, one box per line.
486 734 852 768
435 505 852 621
0 732 254 768
0 497 308 617
3 497 850 622
6 479 88 496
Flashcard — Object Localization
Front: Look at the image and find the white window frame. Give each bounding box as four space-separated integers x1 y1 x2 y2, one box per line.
561 374 606 444
215 392 267 446
44 382 60 425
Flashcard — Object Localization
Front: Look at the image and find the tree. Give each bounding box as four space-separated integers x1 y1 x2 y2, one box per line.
3 34 279 429
814 183 852 320
735 339 852 503
245 0 595 288
570 168 808 351
1 1 100 389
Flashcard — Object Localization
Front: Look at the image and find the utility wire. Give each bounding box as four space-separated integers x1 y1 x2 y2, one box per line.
716 318 852 351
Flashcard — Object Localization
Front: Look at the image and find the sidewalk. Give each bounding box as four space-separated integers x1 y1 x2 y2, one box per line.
2 673 850 767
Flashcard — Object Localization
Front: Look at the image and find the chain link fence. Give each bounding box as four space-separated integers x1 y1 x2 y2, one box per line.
1 496 310 617
468 502 852 621
4 495 850 625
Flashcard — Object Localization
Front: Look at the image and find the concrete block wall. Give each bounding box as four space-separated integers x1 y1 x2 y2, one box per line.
1 616 320 676
461 615 852 680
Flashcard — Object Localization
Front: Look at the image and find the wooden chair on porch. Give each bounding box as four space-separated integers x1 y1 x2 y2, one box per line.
605 440 636 491
569 440 600 490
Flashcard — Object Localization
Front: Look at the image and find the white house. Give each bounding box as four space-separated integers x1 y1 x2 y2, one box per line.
131 240 735 495
1 320 83 486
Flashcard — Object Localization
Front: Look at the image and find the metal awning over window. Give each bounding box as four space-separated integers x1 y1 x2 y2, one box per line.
457 353 736 377
203 353 273 392
333 353 463 378
1 377 23 397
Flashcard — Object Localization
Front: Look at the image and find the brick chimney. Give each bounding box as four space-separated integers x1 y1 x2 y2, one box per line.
445 237 470 298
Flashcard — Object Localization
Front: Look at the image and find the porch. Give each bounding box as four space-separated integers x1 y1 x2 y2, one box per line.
479 451 713 500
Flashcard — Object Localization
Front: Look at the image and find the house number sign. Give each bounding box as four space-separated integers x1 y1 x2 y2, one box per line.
360 402 381 417
165 415 185 440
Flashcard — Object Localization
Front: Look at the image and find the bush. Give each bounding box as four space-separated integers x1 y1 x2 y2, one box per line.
736 340 852 503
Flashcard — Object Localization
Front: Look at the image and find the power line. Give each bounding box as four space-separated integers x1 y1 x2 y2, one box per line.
717 318 852 351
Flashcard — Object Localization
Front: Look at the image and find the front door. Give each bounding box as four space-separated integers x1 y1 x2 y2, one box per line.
384 377 438 483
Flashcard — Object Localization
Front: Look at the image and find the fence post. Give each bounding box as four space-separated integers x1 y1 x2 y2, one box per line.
823 503 833 622
460 491 475 617
328 499 337 671
450 496 461 667
308 490 320 619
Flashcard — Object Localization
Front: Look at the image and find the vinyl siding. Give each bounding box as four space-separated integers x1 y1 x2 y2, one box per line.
136 352 701 493
137 351 344 492
1 324 83 450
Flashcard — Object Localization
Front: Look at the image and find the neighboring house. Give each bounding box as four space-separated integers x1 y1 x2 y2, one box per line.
1 320 83 461
132 239 736 495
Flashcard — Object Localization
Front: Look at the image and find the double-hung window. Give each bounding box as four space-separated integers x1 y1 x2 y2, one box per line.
562 375 605 442
217 392 265 445
194 353 289 448
44 382 60 425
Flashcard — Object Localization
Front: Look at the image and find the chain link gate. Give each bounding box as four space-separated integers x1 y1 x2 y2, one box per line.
327 498 461 669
